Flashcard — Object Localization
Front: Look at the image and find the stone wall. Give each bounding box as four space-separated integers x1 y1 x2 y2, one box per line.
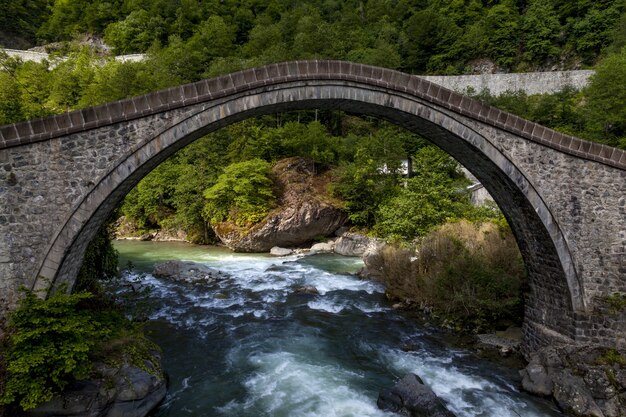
3 48 593 95
2 48 146 64
422 70 594 95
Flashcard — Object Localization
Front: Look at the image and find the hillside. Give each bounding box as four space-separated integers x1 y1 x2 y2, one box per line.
2 0 625 75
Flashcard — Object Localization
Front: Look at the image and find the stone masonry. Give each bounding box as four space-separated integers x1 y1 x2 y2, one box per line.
0 60 624 353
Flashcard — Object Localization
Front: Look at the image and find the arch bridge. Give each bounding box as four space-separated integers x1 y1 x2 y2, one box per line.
0 61 624 352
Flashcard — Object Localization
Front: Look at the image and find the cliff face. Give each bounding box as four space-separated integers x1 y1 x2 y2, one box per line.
213 157 347 252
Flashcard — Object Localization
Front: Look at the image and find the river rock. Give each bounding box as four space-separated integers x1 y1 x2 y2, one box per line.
212 157 347 252
293 285 319 295
377 373 455 417
153 260 224 282
310 241 335 253
26 358 166 417
270 246 293 256
475 331 520 357
520 345 626 417
359 240 389 279
335 233 383 257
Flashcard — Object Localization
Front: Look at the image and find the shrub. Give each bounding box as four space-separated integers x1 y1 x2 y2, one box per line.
373 220 526 331
75 224 119 294
0 290 110 410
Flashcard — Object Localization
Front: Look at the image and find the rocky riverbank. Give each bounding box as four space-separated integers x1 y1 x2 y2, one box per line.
25 353 166 417
521 345 626 417
212 158 347 252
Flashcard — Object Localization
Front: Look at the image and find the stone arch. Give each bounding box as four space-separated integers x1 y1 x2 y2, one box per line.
32 80 579 347
3 61 624 349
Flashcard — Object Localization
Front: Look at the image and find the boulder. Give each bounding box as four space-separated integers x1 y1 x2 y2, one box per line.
27 359 166 417
107 365 167 417
335 233 382 257
153 260 224 282
377 373 455 417
475 332 520 357
215 201 346 252
521 362 553 396
310 241 335 253
360 240 388 279
553 370 605 417
270 246 293 256
212 158 347 252
293 286 319 295
520 345 626 417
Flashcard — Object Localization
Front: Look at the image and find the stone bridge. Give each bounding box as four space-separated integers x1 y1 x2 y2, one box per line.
0 60 624 352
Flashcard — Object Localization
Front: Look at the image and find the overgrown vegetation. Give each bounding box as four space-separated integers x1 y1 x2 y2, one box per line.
477 49 626 150
0 289 103 410
203 158 275 227
603 292 626 313
370 220 526 331
0 225 160 413
4 0 626 72
595 348 626 366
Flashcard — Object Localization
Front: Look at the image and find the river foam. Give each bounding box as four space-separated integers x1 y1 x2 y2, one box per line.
114 241 562 417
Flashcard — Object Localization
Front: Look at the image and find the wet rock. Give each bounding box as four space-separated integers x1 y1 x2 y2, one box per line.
153 260 224 282
27 358 165 417
553 370 605 417
359 240 389 279
377 373 455 417
475 332 520 357
293 286 319 295
521 345 626 417
521 363 553 396
139 232 154 241
270 246 293 256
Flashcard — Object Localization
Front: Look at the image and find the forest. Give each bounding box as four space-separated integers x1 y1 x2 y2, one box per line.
1 0 626 244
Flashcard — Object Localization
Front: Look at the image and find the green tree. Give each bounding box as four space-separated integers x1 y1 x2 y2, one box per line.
0 71 23 124
403 8 460 72
482 0 521 68
79 60 151 107
375 146 471 240
203 158 275 226
572 4 624 63
46 50 96 112
104 9 167 54
583 48 626 148
522 0 561 63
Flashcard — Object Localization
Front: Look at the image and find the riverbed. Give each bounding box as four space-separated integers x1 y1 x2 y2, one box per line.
114 240 562 417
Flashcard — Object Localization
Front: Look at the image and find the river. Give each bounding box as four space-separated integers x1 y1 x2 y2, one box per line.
114 240 562 417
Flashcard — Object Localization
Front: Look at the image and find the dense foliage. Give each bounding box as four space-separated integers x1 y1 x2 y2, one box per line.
4 0 626 72
477 49 626 150
75 224 119 293
371 220 526 331
0 290 107 410
203 158 275 226
0 282 160 412
374 147 473 239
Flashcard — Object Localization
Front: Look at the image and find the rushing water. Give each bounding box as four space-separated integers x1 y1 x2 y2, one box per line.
114 240 562 417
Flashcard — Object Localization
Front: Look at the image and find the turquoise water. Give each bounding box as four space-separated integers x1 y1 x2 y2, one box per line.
114 240 562 417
